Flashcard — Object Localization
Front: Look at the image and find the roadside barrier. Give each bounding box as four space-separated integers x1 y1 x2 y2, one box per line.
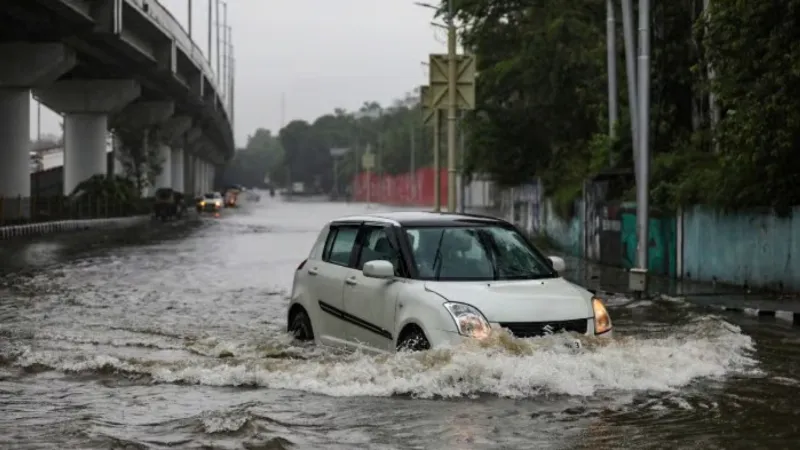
0 216 149 240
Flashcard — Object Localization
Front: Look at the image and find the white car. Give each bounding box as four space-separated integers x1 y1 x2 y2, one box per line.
287 212 612 353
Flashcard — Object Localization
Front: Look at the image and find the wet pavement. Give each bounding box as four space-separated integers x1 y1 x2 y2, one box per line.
1 198 799 449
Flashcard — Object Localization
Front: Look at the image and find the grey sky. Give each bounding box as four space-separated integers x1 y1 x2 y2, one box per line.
30 0 443 147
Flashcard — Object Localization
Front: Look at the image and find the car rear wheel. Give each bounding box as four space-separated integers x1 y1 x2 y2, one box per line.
288 308 314 341
397 327 430 352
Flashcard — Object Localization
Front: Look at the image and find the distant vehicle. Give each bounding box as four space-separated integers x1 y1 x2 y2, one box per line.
152 188 186 221
224 188 239 207
287 211 613 353
197 192 223 213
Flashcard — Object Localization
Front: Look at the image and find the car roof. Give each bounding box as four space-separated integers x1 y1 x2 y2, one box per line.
331 211 507 227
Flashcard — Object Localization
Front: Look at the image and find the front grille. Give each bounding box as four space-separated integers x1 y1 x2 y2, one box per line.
499 318 589 338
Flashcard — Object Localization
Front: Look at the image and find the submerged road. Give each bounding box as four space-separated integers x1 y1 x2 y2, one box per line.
1 198 799 449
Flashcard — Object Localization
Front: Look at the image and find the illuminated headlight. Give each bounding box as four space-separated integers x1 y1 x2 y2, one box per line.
592 297 612 334
214 201 222 207
443 302 492 339
199 201 206 206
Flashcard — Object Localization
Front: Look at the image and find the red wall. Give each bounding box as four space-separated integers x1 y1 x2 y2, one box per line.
351 167 448 206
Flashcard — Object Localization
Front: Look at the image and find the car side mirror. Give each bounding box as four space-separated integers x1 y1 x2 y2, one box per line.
548 256 566 272
363 260 395 279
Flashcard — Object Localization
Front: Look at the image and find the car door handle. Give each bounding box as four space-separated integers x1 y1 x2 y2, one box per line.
345 277 357 286
307 267 318 275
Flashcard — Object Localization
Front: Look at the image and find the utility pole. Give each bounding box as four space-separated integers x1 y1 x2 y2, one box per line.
221 2 227 97
230 54 235 126
207 0 212 62
459 112 465 213
446 0 457 212
215 0 221 81
365 143 372 207
433 109 441 212
621 0 638 171
410 117 416 204
203 0 209 64
227 26 233 109
634 0 651 286
187 0 193 37
606 0 618 147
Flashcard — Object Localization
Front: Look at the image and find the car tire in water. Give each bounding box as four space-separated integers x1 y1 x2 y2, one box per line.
288 309 314 341
396 327 430 352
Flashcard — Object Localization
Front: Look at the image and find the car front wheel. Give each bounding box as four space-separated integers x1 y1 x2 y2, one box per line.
288 308 314 341
396 327 430 352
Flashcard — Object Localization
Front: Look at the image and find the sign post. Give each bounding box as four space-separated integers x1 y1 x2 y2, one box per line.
361 145 375 207
329 147 350 199
427 53 476 212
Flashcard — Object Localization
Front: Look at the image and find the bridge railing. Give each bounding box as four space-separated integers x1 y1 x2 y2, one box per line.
127 0 231 120
0 195 154 226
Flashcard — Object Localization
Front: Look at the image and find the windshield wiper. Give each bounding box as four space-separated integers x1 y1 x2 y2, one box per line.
431 229 446 280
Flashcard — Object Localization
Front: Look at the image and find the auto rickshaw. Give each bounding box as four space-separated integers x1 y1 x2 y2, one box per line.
153 188 186 221
224 188 239 207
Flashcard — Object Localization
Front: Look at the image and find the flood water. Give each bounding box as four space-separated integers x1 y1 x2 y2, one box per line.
1 198 799 449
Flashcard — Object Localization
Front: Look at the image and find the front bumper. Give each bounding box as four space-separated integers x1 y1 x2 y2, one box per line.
197 203 222 212
427 323 613 349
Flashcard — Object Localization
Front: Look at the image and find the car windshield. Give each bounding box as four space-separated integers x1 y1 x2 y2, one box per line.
203 193 220 199
403 224 558 281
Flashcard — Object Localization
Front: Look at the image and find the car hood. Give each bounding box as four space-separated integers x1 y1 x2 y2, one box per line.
424 277 593 323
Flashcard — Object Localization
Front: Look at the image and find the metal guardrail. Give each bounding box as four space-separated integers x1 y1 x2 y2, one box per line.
127 0 231 121
0 195 154 226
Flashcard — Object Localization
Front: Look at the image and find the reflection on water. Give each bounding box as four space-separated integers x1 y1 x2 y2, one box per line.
0 198 799 449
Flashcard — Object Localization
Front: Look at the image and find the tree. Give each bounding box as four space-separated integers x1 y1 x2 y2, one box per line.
234 0 800 213
217 128 286 188
111 125 163 196
265 93 432 194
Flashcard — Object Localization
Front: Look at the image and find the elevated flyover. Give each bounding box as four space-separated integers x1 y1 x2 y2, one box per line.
0 0 233 207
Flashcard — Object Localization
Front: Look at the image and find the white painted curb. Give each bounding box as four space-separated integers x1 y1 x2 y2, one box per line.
0 216 149 240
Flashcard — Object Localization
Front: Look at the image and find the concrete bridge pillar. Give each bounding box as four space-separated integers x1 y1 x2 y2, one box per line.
159 115 191 193
0 43 76 208
0 90 30 199
183 128 201 195
183 152 194 195
171 148 184 192
198 159 207 193
153 144 172 189
64 114 107 193
35 79 141 194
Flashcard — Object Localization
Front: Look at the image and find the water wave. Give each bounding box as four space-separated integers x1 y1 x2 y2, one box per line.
5 316 760 400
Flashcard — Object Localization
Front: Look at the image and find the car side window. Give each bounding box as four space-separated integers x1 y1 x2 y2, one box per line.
323 226 359 267
356 226 401 275
308 225 330 260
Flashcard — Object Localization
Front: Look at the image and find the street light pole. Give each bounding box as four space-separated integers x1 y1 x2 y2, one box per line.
446 0 457 212
187 0 193 37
